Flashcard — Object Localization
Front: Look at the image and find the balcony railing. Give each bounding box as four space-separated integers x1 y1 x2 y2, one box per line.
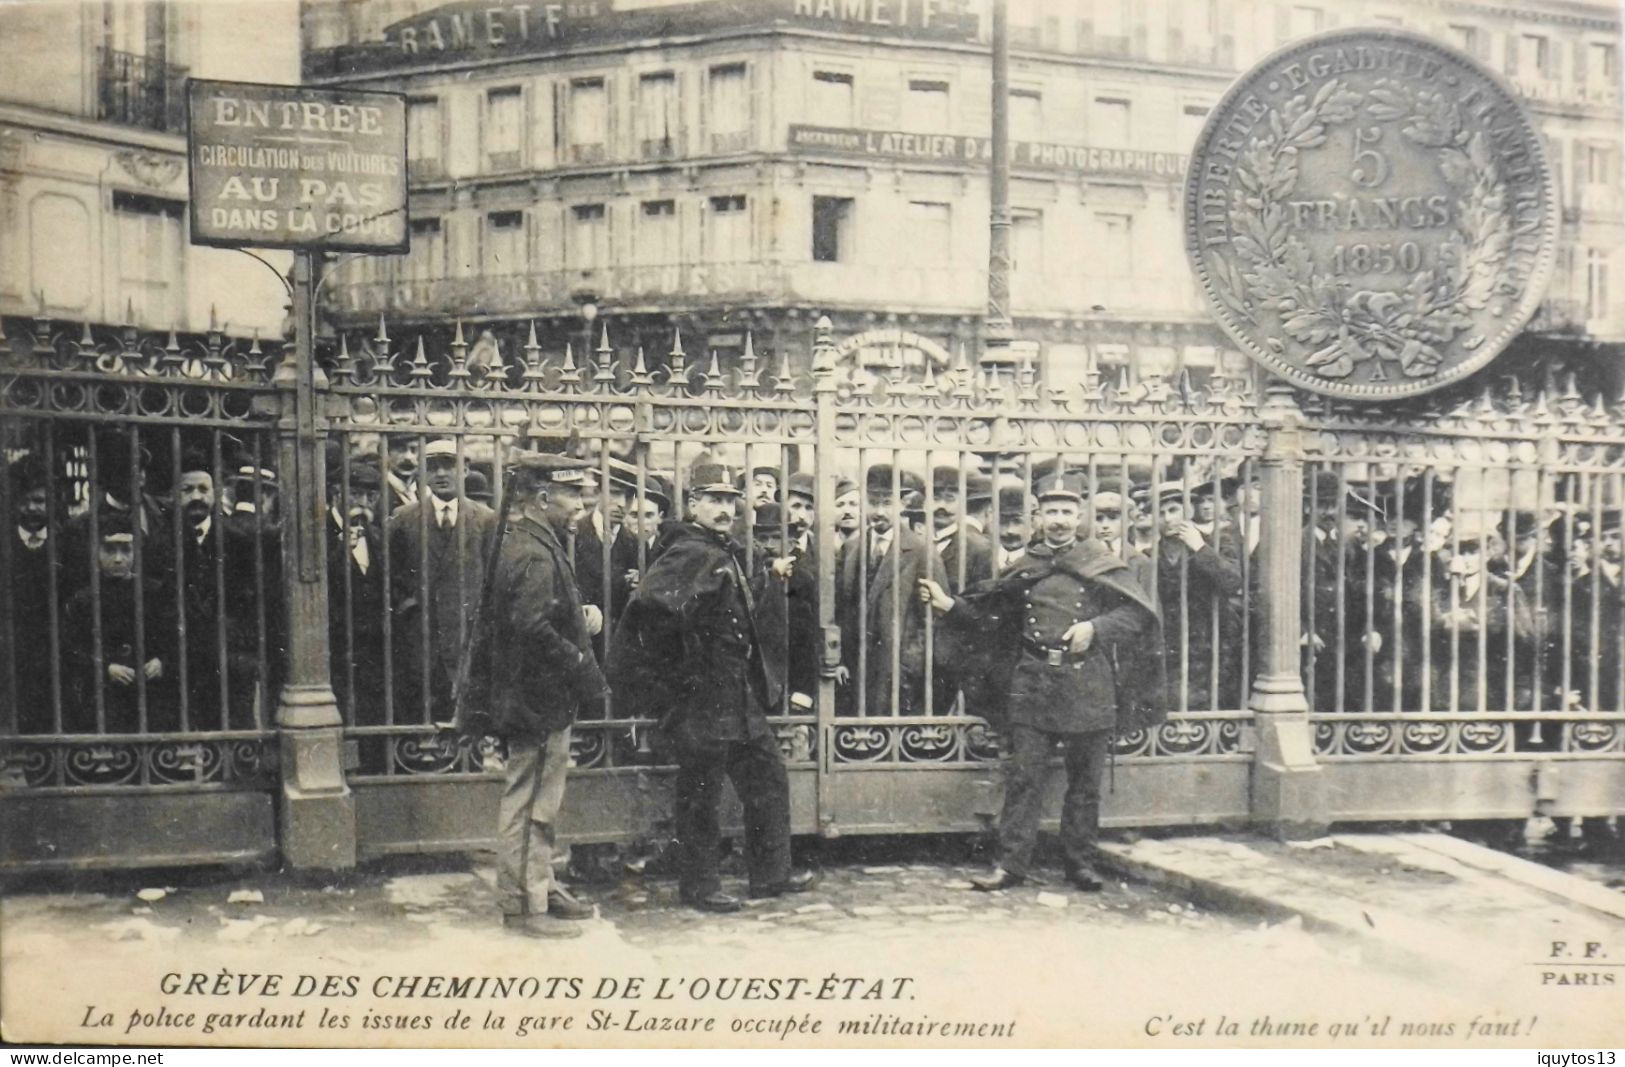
97 48 187 133
321 261 1195 320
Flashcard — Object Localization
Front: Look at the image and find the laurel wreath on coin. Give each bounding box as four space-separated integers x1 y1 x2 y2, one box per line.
1211 77 1511 380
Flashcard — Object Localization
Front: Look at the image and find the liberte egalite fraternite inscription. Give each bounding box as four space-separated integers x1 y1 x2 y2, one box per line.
1186 28 1558 399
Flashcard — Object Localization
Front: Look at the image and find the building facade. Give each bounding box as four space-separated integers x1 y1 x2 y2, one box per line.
0 0 302 336
303 0 1623 388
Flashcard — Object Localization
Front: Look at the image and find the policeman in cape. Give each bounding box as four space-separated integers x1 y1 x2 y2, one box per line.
918 471 1162 892
610 463 816 912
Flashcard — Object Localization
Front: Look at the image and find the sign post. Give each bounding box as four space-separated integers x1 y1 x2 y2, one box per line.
187 79 409 870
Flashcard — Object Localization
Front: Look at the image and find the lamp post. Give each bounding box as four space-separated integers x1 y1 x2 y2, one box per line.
982 0 1014 381
573 289 599 367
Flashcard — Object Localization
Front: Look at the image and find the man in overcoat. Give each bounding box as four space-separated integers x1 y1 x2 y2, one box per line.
325 456 389 771
610 464 815 912
921 472 1160 892
464 451 606 938
388 438 497 721
8 453 59 733
834 466 949 716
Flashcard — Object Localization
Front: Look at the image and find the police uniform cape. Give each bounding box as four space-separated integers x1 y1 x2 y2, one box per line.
939 536 1167 735
609 520 785 727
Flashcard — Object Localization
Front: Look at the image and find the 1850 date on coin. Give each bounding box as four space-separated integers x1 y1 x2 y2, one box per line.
1185 28 1557 399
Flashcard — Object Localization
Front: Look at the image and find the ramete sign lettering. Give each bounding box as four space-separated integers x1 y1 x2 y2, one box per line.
385 1 605 56
789 124 1189 181
188 79 408 252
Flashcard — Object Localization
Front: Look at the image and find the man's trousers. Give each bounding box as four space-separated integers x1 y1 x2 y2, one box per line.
673 730 791 898
997 724 1110 877
497 727 572 917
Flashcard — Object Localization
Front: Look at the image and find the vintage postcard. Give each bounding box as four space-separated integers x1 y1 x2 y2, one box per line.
2 0 1624 1049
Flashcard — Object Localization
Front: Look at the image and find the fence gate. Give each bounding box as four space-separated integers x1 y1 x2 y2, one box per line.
0 317 282 870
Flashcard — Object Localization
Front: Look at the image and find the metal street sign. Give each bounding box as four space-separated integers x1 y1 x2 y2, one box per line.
1184 29 1557 400
187 79 409 253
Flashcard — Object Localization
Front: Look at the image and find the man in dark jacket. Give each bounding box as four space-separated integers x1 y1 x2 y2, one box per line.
467 451 607 939
610 464 816 913
7 453 60 734
574 459 642 667
388 438 497 723
326 456 389 772
921 472 1159 893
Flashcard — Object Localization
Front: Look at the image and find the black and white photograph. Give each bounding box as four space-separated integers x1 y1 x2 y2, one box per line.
1 0 1623 1051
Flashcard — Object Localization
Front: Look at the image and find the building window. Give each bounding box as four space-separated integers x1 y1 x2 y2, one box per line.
485 211 525 273
569 203 608 271
1181 104 1210 148
637 71 679 159
1289 6 1323 39
1093 96 1131 145
638 199 678 265
484 87 524 171
905 201 951 264
708 194 750 260
404 217 444 282
811 196 854 263
1447 25 1479 57
407 97 443 180
568 78 608 163
905 78 951 130
708 63 750 153
1587 42 1617 85
1096 213 1133 274
1011 209 1043 298
1010 89 1042 142
811 70 855 126
112 191 183 325
1519 34 1551 78
1586 249 1611 321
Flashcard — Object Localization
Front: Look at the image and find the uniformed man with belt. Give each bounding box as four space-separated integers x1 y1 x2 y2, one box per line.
920 473 1160 892
610 463 816 912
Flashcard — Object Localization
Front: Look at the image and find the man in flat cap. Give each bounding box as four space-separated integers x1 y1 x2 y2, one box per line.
388 437 499 723
611 463 815 912
1148 482 1244 712
327 455 389 771
7 453 58 733
469 450 607 938
575 457 643 666
831 477 862 547
834 465 949 716
920 472 1160 892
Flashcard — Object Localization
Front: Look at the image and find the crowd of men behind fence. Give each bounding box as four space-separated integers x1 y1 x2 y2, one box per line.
6 428 1625 752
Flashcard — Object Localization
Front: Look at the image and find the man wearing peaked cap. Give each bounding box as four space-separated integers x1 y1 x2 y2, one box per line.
920 466 1160 894
387 436 499 728
1146 477 1245 712
610 462 816 913
472 450 608 938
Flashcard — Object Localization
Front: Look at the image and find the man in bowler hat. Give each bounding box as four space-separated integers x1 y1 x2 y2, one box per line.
611 463 816 912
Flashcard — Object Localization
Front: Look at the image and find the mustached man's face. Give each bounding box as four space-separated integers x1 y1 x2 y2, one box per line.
833 490 861 534
865 491 893 534
786 494 814 537
1039 499 1082 545
690 491 736 533
542 483 588 528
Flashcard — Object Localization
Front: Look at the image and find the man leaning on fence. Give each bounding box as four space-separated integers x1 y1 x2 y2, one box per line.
462 450 606 939
920 472 1161 893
